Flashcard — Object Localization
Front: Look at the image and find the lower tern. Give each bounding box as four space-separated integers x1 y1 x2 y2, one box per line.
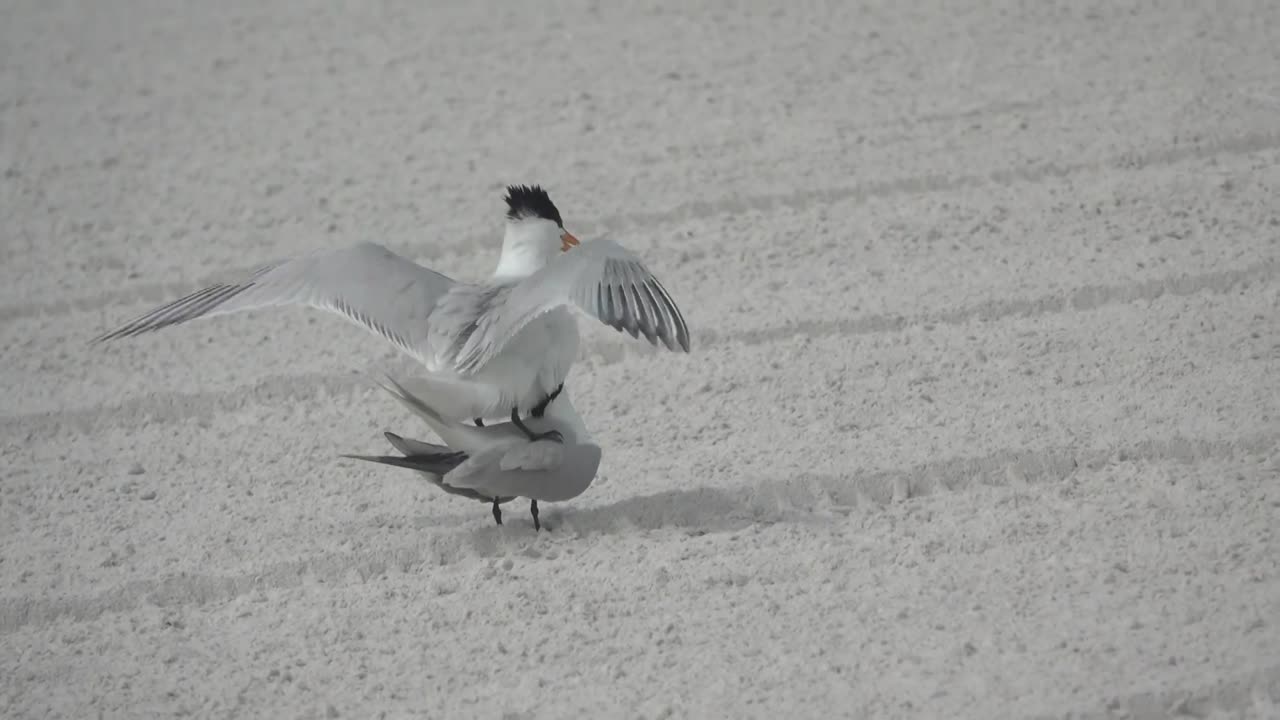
345 374 600 530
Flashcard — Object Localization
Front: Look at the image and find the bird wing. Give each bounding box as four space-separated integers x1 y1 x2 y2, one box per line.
497 439 567 472
450 237 690 373
454 442 603 502
91 242 455 365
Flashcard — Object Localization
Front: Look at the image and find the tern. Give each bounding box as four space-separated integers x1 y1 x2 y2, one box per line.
344 374 600 530
92 185 690 439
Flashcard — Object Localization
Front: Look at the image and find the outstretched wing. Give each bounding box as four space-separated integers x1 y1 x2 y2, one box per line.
91 242 455 365
452 237 690 372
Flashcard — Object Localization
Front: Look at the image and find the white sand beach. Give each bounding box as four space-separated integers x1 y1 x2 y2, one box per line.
2 1 1278 717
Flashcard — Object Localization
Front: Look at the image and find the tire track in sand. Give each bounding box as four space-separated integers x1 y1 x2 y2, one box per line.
1 258 1273 439
1036 662 1280 719
0 430 1273 634
2 130 1277 325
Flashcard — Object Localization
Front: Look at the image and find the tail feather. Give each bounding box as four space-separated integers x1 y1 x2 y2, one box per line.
384 431 451 457
368 371 590 447
369 373 485 450
340 452 465 475
373 373 447 426
341 452 514 504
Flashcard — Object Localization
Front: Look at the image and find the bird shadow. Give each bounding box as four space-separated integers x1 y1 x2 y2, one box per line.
409 471 896 543
364 444 1089 567
552 485 811 535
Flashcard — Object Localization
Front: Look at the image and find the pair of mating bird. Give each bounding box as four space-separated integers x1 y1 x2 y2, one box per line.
93 185 690 530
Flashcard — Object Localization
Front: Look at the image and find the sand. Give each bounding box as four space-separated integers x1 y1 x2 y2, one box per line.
2 1 1279 717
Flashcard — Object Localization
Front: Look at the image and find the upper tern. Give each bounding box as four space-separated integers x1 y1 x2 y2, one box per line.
91 185 690 436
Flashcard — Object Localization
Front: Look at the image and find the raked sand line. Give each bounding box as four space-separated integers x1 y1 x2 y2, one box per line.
700 258 1277 348
3 128 1277 325
1036 662 1280 720
0 430 1273 635
610 71 1280 177
0 64 1258 300
2 259 1273 439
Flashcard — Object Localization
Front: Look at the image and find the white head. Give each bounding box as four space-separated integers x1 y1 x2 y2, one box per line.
491 184 579 280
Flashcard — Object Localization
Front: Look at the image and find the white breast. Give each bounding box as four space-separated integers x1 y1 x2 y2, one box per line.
457 306 580 417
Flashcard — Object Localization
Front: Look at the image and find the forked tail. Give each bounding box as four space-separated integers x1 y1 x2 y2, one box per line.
368 372 477 448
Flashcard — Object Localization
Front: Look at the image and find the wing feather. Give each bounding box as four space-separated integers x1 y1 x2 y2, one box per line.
452 237 690 372
91 242 455 364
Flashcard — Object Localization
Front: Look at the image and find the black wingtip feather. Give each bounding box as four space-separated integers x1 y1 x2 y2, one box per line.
648 277 690 352
90 281 255 344
628 284 654 341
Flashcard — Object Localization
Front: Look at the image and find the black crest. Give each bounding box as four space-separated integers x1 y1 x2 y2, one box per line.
504 184 563 227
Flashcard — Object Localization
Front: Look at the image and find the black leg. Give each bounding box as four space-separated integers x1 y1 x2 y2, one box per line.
530 383 564 418
491 497 502 526
474 418 485 427
510 408 564 444
530 500 541 531
510 407 539 441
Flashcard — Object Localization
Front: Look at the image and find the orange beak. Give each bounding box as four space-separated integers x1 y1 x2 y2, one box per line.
560 231 580 252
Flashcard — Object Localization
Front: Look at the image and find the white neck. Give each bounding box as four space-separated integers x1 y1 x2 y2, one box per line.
490 218 561 281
